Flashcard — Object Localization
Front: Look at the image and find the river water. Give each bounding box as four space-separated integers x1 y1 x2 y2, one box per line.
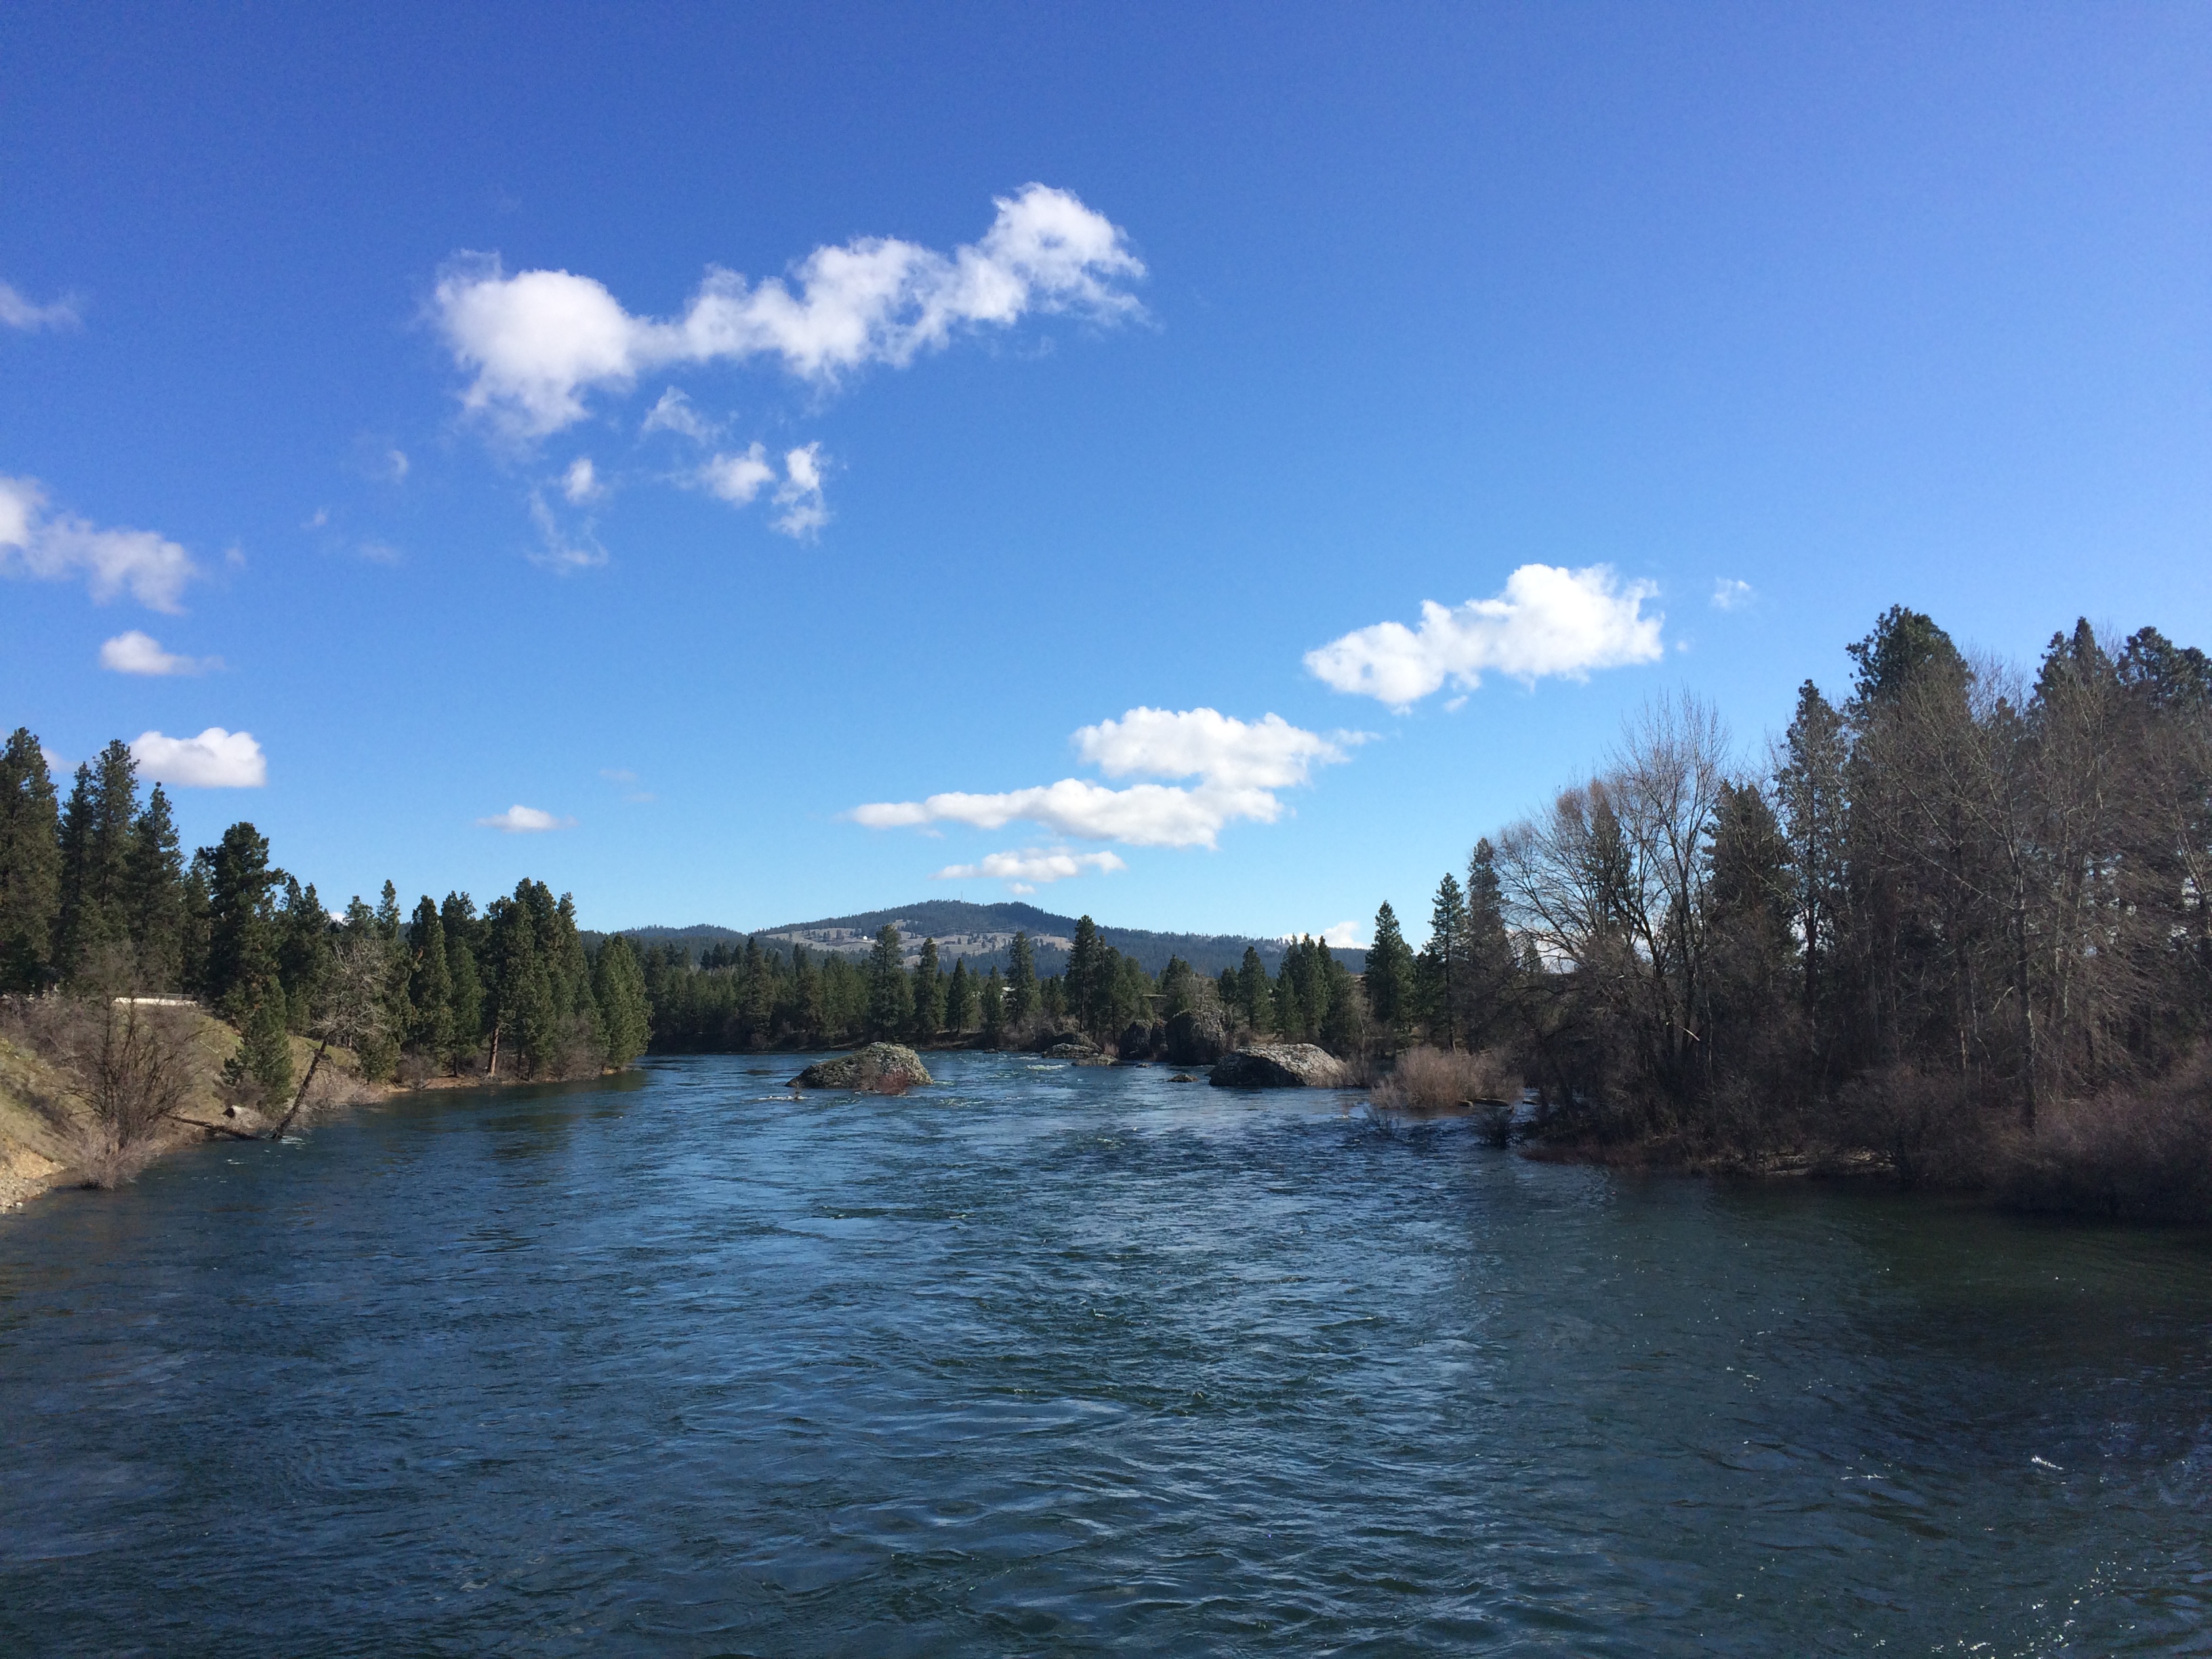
2 1054 2208 1655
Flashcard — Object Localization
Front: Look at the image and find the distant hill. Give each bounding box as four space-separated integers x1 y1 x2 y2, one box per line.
588 900 1361 977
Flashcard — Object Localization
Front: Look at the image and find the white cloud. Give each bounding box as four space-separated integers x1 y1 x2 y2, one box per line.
561 456 601 503
527 491 605 571
0 281 81 332
100 630 220 676
772 444 827 538
1317 920 1368 949
0 474 199 612
476 804 573 833
384 448 409 483
1304 563 1664 709
130 728 266 788
433 184 1144 436
1073 707 1353 790
642 387 716 442
931 848 1127 886
851 706 1351 851
1711 577 1753 611
699 443 775 504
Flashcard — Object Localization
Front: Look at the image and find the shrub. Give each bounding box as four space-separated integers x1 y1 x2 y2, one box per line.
1372 1046 1521 1143
1996 1052 2212 1222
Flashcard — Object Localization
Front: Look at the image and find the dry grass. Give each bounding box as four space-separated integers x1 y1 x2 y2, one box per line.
1372 1046 1521 1143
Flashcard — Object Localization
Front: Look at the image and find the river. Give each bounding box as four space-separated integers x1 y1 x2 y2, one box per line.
2 1053 2208 1654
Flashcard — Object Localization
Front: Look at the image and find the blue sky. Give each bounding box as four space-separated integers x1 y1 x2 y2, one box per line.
3 3 2207 941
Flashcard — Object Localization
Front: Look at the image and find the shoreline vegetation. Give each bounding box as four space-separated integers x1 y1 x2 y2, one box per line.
5 600 2209 1219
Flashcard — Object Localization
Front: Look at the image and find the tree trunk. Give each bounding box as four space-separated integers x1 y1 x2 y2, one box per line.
271 1038 329 1140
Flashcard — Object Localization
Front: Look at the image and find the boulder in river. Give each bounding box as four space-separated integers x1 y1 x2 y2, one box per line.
1164 1009 1228 1067
790 1043 935 1092
1208 1044 1352 1089
1118 1021 1157 1061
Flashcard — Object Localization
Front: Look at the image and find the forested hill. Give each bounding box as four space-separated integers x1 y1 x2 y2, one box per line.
592 901 1361 977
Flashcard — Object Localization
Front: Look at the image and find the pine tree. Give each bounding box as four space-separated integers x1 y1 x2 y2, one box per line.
591 933 651 1067
1064 916 1109 1036
1271 959 1301 1037
276 878 335 1032
1006 931 1038 1025
1235 945 1269 1031
405 897 455 1059
1159 956 1197 1018
945 957 975 1032
1463 839 1514 1048
1363 901 1413 1046
979 965 1006 1044
225 985 295 1108
1776 680 1848 1022
440 891 485 1072
484 893 555 1078
912 938 944 1040
122 783 184 989
1422 872 1470 1048
1319 954 1364 1052
54 741 140 985
203 822 279 1019
867 924 910 1039
0 728 62 993
374 880 402 941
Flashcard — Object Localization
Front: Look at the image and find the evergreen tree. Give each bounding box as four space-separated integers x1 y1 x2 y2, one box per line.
1319 954 1364 1052
979 965 1006 1044
122 784 184 989
1363 901 1413 1046
1463 839 1515 1048
912 937 944 1040
440 891 485 1072
203 823 280 1018
1271 958 1302 1037
375 880 403 941
405 896 455 1059
867 924 911 1039
276 877 336 1032
178 848 213 998
1006 930 1038 1024
945 957 975 1032
1422 872 1470 1048
1158 956 1197 1018
1776 680 1849 1023
1235 945 1269 1031
54 741 140 985
1040 975 1067 1019
1065 916 1109 1036
225 985 295 1107
0 728 62 992
591 933 651 1067
483 893 555 1077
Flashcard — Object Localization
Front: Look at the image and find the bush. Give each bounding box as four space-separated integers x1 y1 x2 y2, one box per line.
1996 1052 2212 1222
1372 1046 1521 1143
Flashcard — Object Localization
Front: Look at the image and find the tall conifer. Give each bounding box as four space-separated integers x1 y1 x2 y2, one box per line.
0 728 62 992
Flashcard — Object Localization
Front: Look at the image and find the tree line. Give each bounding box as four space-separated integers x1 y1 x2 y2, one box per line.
0 731 652 1110
1358 608 2212 1210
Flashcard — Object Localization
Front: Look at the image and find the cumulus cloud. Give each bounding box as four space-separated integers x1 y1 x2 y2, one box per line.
1304 563 1664 709
433 184 1144 436
852 707 1353 851
131 727 266 788
0 281 81 332
932 848 1127 887
561 456 601 502
100 630 220 676
699 443 775 504
1317 920 1368 949
0 475 199 612
1711 577 1753 611
477 804 573 833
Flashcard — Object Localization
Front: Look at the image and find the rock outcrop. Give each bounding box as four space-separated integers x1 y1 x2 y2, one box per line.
1164 1010 1228 1067
1208 1044 1352 1089
790 1043 934 1091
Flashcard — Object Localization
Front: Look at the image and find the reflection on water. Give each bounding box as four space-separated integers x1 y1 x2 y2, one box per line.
2 1054 2208 1655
